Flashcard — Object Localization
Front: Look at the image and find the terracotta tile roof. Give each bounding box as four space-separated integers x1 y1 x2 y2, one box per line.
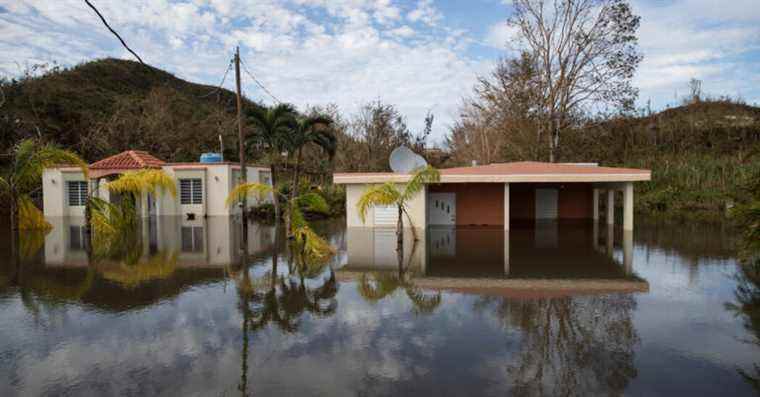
89 150 165 170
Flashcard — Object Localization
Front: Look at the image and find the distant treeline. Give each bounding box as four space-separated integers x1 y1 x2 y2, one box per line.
2 58 759 219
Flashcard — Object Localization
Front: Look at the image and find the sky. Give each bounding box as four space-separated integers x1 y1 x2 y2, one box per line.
1 0 759 142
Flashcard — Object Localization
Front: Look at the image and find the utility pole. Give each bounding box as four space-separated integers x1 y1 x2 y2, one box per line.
234 46 248 241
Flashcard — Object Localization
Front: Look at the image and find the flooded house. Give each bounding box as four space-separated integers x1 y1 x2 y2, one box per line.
42 150 273 219
334 161 651 231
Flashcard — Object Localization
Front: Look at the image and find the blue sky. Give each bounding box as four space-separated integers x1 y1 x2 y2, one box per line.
1 0 759 141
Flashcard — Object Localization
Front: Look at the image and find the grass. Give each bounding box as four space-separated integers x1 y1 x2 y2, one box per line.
630 153 760 220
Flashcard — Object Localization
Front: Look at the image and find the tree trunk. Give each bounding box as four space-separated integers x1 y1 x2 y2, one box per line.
271 223 279 291
285 147 303 239
269 162 280 222
396 205 404 253
9 193 20 286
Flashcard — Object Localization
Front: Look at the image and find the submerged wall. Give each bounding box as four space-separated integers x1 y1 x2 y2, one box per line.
510 183 593 220
429 183 504 226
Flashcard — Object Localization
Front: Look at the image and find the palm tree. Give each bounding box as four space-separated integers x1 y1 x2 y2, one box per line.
0 139 88 233
89 169 176 239
357 241 441 314
245 104 298 221
284 115 336 236
357 165 440 246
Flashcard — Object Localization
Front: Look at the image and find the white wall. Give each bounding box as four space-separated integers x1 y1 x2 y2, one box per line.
43 169 87 217
345 183 427 229
43 164 274 219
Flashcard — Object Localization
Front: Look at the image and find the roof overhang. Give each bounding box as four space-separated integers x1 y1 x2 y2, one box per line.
333 172 651 184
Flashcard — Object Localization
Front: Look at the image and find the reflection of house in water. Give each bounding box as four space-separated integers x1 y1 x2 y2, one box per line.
342 221 646 295
44 216 275 268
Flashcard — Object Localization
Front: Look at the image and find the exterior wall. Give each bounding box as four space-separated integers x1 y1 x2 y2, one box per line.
43 164 274 219
510 183 593 220
345 183 426 229
43 169 87 217
206 165 230 216
429 183 504 226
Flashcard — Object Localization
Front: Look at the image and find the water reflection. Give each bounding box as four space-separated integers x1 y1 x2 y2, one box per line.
343 221 646 297
726 258 760 391
0 217 759 395
475 293 638 395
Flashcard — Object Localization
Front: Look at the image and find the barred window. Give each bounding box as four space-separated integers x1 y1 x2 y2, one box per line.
67 181 88 206
181 226 204 252
179 178 203 205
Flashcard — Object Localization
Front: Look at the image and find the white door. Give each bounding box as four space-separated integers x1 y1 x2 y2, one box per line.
428 193 456 225
535 188 558 219
373 205 397 226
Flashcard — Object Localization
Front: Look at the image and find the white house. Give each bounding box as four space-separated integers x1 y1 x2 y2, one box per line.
43 150 272 218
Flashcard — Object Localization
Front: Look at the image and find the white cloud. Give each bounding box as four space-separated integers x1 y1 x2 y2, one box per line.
407 0 442 26
632 0 760 106
0 0 486 141
484 21 519 49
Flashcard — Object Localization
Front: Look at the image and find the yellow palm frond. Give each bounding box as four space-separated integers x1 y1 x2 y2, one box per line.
356 183 401 224
14 140 88 192
97 251 178 288
226 182 274 207
17 195 52 231
402 165 440 202
293 225 336 262
106 169 176 197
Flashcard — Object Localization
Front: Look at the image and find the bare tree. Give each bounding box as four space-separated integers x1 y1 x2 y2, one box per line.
507 0 642 162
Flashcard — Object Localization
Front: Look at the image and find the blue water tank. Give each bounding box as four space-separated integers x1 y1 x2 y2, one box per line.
200 153 223 163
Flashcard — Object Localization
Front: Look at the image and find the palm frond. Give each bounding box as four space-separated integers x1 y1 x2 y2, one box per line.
296 192 330 214
402 165 440 202
13 140 88 193
17 195 51 230
89 196 137 240
226 182 274 207
106 169 176 196
404 286 442 314
292 224 335 263
356 183 401 224
358 273 402 303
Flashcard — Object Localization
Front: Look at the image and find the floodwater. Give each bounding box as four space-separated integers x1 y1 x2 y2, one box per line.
0 216 758 396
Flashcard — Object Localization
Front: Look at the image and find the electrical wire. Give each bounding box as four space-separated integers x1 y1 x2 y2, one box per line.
199 58 234 98
239 57 283 104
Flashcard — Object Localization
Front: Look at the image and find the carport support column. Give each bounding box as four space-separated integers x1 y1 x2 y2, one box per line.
623 182 634 231
592 188 600 220
606 189 615 225
503 183 510 230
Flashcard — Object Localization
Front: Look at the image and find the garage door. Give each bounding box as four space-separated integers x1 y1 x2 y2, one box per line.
535 188 558 219
373 204 397 226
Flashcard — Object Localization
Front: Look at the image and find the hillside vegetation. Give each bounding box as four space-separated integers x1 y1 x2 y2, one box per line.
0 58 261 164
2 58 759 220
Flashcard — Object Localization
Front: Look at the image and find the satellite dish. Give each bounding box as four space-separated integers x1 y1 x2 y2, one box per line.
389 146 427 173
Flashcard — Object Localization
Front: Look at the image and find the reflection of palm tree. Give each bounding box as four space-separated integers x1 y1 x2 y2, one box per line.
474 294 638 396
357 241 441 314
726 259 760 391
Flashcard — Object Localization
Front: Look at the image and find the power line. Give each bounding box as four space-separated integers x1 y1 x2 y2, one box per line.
198 58 234 99
83 0 145 65
239 57 283 104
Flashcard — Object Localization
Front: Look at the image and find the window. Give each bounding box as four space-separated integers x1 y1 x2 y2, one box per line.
259 171 272 186
179 178 203 205
69 225 86 250
67 181 88 206
181 226 204 252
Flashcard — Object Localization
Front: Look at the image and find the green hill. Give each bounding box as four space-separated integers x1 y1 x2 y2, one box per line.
0 58 262 164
